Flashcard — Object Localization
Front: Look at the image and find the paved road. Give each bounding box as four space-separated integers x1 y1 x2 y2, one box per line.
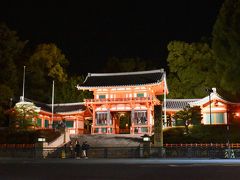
1 158 240 180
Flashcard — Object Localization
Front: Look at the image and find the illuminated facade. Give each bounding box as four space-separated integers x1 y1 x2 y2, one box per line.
18 99 92 135
18 77 240 135
77 69 168 135
166 88 240 125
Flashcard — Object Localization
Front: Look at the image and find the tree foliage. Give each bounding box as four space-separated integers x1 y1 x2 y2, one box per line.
9 102 39 130
0 22 27 124
167 41 218 98
0 85 14 126
173 106 202 134
190 106 202 125
55 76 93 103
28 43 68 82
212 0 240 99
26 43 69 102
0 22 27 91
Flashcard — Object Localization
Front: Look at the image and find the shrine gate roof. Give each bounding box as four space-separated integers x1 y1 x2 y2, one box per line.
78 69 165 88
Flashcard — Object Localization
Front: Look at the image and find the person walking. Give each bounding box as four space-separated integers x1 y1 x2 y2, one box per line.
69 141 74 158
82 141 90 159
75 141 81 159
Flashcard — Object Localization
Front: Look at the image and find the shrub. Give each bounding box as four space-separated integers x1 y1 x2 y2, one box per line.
163 125 240 144
0 129 61 144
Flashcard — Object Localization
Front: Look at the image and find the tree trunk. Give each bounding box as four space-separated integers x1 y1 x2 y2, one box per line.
154 105 163 147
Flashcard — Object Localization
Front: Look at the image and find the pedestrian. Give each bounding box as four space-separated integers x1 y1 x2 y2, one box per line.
69 142 74 158
82 141 90 159
75 141 81 159
61 144 67 159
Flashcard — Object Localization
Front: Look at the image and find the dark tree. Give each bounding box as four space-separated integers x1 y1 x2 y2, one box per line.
0 22 26 91
0 22 27 124
167 41 218 98
212 0 240 99
26 43 69 103
173 106 202 135
55 76 93 103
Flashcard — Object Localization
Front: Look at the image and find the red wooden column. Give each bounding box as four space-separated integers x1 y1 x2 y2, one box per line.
41 117 44 128
131 107 135 134
75 117 78 134
147 105 151 134
92 105 96 134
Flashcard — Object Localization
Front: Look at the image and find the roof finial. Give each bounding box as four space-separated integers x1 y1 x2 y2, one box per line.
20 96 24 102
212 88 216 93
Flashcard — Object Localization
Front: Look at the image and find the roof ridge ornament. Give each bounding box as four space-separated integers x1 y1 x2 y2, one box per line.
89 69 164 77
77 68 167 91
20 96 24 102
212 87 217 93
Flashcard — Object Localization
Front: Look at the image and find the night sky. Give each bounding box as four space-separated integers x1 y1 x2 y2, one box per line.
0 0 224 75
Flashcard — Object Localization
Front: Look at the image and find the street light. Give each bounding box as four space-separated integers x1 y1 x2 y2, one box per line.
142 134 151 142
37 137 46 142
226 108 230 148
22 66 26 101
205 88 213 125
141 134 151 158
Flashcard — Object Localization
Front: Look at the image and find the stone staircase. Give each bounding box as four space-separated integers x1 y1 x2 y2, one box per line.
70 134 143 147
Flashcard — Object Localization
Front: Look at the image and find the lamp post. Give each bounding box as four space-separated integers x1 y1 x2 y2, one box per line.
227 124 230 146
22 66 26 102
226 107 230 148
205 88 213 125
141 134 151 158
225 115 234 158
51 80 54 128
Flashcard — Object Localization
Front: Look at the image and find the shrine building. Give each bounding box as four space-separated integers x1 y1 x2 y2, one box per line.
15 99 92 135
77 69 168 135
15 70 240 136
165 88 240 126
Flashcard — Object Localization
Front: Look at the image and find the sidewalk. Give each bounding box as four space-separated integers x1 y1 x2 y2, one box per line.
1 157 240 165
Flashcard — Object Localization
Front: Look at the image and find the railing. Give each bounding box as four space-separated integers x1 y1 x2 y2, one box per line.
92 124 151 134
62 146 240 159
1 144 240 159
0 144 36 158
164 143 240 148
85 97 156 103
0 144 35 148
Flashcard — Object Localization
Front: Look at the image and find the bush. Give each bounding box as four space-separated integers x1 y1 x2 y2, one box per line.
0 129 61 144
163 125 240 144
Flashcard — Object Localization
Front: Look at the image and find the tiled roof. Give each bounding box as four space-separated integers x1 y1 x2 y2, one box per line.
23 98 200 113
166 99 200 110
34 101 52 112
78 69 165 87
24 98 86 113
49 103 86 113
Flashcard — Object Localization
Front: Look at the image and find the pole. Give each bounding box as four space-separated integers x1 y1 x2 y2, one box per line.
209 93 212 125
206 88 213 125
227 125 230 146
22 66 26 101
227 108 230 147
163 72 167 127
51 80 54 128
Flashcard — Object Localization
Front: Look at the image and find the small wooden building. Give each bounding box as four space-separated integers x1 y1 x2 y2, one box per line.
16 99 92 135
165 88 240 125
